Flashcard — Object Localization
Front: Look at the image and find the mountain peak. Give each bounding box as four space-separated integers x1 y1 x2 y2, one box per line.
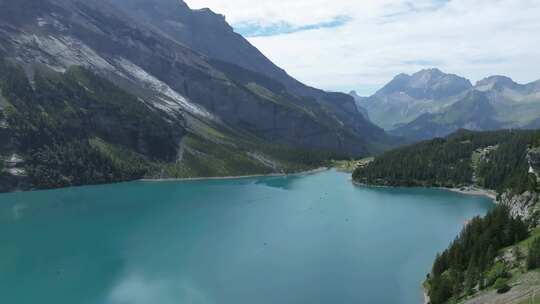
412 68 444 78
375 73 411 95
409 68 465 87
376 68 472 99
528 79 540 91
349 90 362 99
192 7 227 22
475 75 517 90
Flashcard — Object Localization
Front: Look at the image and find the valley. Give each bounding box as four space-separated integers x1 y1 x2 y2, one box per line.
1 1 540 304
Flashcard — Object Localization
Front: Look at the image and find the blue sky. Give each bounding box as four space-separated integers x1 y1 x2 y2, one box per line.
235 15 352 37
186 0 540 96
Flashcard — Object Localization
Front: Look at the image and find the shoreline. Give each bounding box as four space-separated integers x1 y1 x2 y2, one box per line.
352 181 498 204
139 167 330 182
442 186 497 203
0 167 331 194
353 180 498 304
423 289 430 304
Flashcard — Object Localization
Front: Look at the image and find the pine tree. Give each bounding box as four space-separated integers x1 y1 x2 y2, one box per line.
464 260 477 295
527 237 540 270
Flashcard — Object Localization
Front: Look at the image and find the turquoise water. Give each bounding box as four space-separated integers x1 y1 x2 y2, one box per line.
0 170 492 304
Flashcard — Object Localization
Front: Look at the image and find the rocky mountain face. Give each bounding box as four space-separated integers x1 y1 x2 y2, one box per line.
107 0 358 93
353 69 472 130
348 90 370 120
354 69 540 141
376 68 472 100
107 0 289 87
390 90 500 140
474 76 540 129
0 0 391 191
106 0 381 147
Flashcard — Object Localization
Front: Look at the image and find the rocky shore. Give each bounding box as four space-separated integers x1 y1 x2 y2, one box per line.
444 186 497 201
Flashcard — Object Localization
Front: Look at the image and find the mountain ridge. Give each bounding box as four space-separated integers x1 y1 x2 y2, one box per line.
353 68 540 141
106 0 373 140
375 68 473 100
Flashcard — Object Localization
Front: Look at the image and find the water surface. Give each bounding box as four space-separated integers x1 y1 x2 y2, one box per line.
0 170 492 304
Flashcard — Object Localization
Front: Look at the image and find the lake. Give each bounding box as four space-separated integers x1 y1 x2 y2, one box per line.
0 170 493 304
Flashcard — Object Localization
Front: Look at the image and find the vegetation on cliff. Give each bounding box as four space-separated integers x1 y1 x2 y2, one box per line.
427 205 528 303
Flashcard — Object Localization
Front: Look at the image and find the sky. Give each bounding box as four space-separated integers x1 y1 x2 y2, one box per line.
184 0 540 96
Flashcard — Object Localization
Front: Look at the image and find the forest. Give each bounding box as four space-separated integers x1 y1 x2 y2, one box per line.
427 205 528 303
353 129 540 194
0 59 178 189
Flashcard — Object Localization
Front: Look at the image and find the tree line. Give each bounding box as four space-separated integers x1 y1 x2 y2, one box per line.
353 129 540 194
428 205 528 303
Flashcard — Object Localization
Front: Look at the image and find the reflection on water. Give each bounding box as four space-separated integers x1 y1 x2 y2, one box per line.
107 273 214 304
254 175 300 190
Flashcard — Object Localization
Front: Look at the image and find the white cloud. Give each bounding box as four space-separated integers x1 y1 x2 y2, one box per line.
185 0 540 95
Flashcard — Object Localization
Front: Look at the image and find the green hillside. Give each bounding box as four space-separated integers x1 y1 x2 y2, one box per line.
0 60 344 191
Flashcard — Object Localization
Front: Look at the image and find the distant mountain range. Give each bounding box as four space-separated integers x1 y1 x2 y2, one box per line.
0 0 395 191
352 69 540 141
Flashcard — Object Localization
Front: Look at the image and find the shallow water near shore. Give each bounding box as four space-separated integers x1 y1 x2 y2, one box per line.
0 170 492 304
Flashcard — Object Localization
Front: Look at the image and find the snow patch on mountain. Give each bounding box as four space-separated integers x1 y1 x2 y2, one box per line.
115 58 214 120
15 34 116 72
36 15 68 31
36 18 48 28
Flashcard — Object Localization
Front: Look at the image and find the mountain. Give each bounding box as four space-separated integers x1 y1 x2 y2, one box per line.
475 76 540 128
354 69 472 129
376 68 472 100
0 0 392 192
355 68 540 141
106 0 380 147
391 75 540 141
105 0 357 97
348 90 370 120
390 90 500 140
